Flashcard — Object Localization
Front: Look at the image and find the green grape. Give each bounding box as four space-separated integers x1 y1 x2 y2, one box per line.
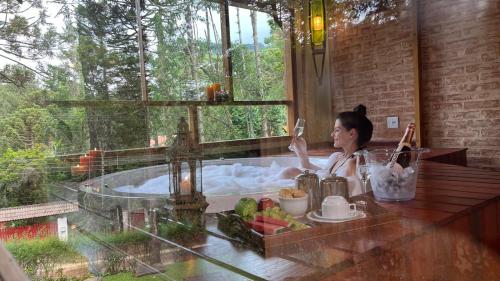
279 210 287 219
270 212 281 219
295 222 307 230
263 209 271 217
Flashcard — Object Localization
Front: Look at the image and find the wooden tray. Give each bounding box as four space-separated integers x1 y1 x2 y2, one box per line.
216 196 400 256
216 211 265 253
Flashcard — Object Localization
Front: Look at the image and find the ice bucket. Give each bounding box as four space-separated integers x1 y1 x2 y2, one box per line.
365 148 429 201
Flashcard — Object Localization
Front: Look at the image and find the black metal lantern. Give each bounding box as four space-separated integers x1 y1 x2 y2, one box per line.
165 117 208 227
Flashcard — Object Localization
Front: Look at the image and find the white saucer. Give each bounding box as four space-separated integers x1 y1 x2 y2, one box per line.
313 210 363 221
306 210 366 223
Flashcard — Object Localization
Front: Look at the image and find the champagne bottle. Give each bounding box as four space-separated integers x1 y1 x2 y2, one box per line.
388 123 416 168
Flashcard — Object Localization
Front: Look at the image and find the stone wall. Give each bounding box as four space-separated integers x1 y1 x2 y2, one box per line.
326 0 500 170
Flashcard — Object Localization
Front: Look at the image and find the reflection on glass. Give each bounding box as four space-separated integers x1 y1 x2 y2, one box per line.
0 1 426 280
354 150 370 212
229 6 286 101
77 1 142 101
149 107 188 147
199 105 287 142
330 0 409 26
144 0 224 101
288 118 305 152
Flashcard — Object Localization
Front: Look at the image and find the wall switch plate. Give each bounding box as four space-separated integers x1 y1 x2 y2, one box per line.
387 116 399 129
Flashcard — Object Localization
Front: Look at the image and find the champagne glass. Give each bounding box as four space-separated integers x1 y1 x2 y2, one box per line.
354 150 370 212
288 118 305 151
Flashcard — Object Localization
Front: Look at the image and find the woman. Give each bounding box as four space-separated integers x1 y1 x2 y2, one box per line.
280 104 373 196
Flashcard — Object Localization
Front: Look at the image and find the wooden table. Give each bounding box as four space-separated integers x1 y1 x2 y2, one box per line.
163 149 500 280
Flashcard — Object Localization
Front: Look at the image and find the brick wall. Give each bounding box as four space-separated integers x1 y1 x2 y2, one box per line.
420 0 500 170
326 0 500 170
328 4 416 141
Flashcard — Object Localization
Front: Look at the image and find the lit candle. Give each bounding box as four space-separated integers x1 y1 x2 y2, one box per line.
88 148 102 158
313 15 323 31
79 154 94 166
71 164 88 175
206 85 215 101
180 175 191 195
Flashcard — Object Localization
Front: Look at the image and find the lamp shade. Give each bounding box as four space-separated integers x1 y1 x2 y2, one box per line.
310 0 325 46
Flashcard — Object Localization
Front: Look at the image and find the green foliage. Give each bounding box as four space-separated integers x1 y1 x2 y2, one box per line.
0 0 58 85
198 9 287 141
6 217 49 228
148 1 223 101
102 257 238 281
101 231 151 246
102 272 168 281
69 231 152 276
103 258 238 281
158 221 205 242
76 0 149 150
200 105 287 142
47 273 91 281
330 0 405 25
0 147 49 207
0 78 88 154
0 68 88 154
0 0 291 155
0 65 36 88
0 106 57 151
103 252 128 275
0 84 27 118
6 237 82 281
70 231 151 253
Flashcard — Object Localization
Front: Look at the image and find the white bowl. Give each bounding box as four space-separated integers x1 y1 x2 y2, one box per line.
279 195 308 217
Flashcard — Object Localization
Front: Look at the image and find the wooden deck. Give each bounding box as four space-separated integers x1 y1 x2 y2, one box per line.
3 148 498 280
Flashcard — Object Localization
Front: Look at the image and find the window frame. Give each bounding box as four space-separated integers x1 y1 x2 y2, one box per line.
49 0 298 150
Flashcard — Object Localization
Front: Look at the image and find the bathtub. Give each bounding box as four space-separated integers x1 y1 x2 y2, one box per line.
79 156 329 213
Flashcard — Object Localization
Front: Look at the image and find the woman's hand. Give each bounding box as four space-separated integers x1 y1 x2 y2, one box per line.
291 136 308 156
291 137 321 171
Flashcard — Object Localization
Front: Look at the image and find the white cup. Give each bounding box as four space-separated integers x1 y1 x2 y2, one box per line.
321 195 357 219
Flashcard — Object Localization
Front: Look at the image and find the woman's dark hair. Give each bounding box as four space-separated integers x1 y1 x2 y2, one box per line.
336 104 373 148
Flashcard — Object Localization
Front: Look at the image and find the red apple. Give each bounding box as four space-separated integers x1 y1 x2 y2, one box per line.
258 198 274 211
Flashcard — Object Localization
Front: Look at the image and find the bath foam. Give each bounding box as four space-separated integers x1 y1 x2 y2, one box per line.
112 157 330 196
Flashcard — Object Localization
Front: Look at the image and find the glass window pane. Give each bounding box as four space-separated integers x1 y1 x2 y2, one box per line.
76 0 143 101
199 105 288 142
148 107 189 147
144 0 224 101
84 106 150 151
229 6 287 101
